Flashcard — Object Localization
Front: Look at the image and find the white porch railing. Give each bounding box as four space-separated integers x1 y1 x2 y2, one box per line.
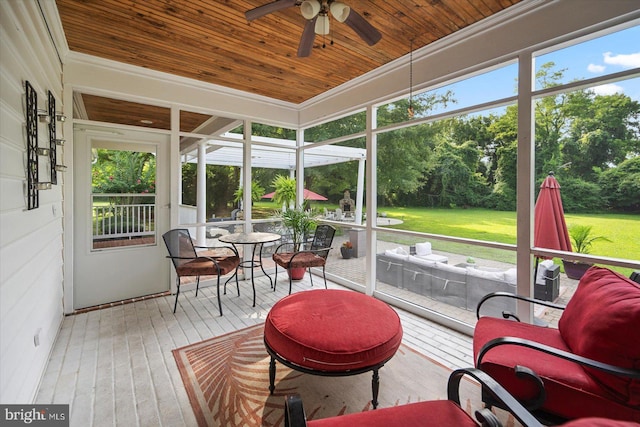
92 193 156 240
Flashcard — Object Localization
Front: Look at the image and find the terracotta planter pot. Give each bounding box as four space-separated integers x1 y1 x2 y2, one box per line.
288 267 306 281
563 260 593 280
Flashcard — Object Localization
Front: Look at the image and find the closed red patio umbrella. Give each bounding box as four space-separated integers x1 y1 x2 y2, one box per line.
534 172 572 253
533 172 573 292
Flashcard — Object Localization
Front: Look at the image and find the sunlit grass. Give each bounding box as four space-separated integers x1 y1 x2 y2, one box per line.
253 202 639 274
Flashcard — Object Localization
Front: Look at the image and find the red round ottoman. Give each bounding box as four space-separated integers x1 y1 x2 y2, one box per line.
264 289 403 408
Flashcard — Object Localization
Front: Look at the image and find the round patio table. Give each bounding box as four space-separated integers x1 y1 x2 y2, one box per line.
219 232 281 307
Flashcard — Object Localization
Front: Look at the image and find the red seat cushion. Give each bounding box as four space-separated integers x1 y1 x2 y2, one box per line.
273 251 326 269
558 266 640 406
264 289 403 372
175 256 239 277
307 400 476 427
473 316 640 421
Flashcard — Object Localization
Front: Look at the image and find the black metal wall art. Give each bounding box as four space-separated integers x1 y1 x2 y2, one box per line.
48 90 57 185
26 81 39 210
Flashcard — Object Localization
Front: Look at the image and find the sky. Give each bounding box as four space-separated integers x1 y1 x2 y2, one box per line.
423 23 640 116
537 24 640 99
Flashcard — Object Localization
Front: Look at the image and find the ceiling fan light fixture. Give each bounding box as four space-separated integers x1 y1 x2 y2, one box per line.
330 2 350 23
300 0 321 19
315 14 330 35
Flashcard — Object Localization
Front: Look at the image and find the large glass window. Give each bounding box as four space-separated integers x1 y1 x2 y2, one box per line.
532 71 640 275
305 111 366 142
534 25 640 90
91 146 157 250
378 63 517 127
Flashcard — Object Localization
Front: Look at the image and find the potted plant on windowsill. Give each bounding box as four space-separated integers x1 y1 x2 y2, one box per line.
563 225 611 280
278 207 317 280
340 241 354 259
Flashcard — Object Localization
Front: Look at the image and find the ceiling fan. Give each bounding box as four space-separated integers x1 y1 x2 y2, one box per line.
245 0 382 57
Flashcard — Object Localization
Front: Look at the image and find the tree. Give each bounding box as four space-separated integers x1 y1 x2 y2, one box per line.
373 91 456 206
181 163 238 218
563 91 640 181
376 125 431 206
92 150 156 194
424 141 486 207
599 156 640 211
489 141 518 211
450 115 499 184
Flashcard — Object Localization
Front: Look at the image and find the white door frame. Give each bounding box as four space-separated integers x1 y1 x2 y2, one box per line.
69 125 171 310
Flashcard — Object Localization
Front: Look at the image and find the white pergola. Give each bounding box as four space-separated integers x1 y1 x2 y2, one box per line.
182 132 367 243
183 133 366 169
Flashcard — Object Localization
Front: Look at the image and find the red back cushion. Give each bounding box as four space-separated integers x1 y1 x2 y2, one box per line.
558 266 640 406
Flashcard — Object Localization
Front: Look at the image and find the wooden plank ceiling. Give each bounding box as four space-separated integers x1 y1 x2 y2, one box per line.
57 0 521 125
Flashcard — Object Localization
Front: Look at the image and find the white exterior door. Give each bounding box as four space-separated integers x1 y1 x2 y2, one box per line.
73 126 170 309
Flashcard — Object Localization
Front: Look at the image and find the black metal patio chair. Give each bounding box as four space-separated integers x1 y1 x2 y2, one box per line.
272 224 336 294
162 229 240 316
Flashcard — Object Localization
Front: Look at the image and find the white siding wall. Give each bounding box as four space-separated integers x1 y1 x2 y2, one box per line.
0 1 64 403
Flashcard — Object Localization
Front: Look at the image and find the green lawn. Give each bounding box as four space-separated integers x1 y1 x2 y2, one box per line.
381 207 638 260
254 202 639 275
386 207 639 276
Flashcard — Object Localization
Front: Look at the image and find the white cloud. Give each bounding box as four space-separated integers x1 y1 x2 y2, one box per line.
603 51 640 68
587 63 606 73
592 83 623 96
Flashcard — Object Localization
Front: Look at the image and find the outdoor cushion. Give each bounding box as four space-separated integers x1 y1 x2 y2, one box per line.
415 253 449 263
432 262 466 277
535 259 555 283
384 247 409 260
558 266 640 406
466 267 516 314
175 255 239 276
273 252 326 269
415 242 432 256
306 400 476 427
407 255 436 269
475 317 640 421
503 268 517 284
264 289 403 372
466 266 505 282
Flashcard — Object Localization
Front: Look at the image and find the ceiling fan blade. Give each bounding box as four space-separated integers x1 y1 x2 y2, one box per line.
344 10 382 46
297 17 317 57
245 0 297 21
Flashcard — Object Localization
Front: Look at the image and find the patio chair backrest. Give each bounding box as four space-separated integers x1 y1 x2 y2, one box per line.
310 225 336 259
162 229 197 269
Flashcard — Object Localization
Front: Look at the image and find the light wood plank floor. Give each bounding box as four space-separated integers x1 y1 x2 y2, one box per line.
35 276 474 427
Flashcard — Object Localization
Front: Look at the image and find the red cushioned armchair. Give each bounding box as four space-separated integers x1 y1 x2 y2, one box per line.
473 267 640 424
285 367 543 427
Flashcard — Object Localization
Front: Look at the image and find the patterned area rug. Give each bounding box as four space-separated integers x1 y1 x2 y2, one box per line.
173 323 516 427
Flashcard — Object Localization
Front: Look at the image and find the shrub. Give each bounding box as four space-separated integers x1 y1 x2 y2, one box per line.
559 177 604 213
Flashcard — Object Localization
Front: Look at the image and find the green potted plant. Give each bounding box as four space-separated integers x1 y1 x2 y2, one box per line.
278 207 318 279
563 225 612 280
233 180 265 209
341 241 354 259
272 175 297 211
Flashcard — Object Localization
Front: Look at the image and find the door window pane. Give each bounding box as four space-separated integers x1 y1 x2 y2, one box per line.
91 147 157 250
